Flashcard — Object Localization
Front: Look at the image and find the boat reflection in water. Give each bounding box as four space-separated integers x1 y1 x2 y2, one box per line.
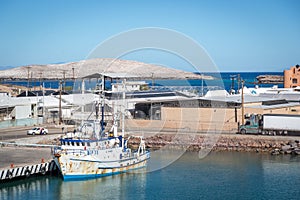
0 169 148 200
60 168 148 199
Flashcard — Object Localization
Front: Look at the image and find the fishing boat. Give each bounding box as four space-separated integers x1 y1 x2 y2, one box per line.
53 119 150 180
53 79 150 180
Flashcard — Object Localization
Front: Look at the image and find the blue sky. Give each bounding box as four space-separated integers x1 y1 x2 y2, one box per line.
0 0 299 72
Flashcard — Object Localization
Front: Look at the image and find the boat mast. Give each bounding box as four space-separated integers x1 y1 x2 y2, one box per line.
101 75 105 135
122 78 126 149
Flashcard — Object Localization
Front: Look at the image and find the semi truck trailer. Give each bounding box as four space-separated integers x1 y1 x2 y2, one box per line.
238 113 300 135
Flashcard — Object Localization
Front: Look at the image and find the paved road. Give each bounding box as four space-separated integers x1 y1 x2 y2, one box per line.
0 126 63 141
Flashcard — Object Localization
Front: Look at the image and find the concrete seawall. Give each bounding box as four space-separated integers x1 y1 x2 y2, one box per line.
0 161 57 182
0 141 59 182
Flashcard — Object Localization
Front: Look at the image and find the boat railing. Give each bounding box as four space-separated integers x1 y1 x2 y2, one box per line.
55 145 120 156
64 149 87 156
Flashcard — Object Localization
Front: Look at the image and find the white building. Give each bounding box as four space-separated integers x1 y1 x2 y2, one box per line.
111 81 148 92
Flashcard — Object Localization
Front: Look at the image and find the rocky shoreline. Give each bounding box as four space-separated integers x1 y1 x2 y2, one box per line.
256 75 283 84
32 132 300 154
128 133 300 153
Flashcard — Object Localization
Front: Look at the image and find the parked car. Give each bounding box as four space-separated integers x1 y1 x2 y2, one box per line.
27 127 48 135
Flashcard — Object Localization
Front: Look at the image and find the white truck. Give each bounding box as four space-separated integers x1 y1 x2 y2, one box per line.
239 114 300 135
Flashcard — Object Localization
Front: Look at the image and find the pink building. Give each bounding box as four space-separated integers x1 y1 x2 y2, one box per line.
284 65 300 88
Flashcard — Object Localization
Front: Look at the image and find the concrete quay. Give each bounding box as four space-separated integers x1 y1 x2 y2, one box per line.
0 126 61 182
0 146 53 170
0 145 58 182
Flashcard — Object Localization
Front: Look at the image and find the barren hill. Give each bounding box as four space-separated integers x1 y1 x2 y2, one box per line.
0 58 213 80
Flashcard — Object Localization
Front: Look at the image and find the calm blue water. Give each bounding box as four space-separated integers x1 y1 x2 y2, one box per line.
1 151 299 200
167 72 283 91
2 72 283 93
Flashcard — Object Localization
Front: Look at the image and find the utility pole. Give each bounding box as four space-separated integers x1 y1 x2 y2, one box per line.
230 75 236 94
151 73 154 90
38 71 42 90
30 72 33 90
72 67 75 91
26 67 31 87
237 74 241 94
59 80 62 125
201 73 204 96
62 70 66 92
72 67 75 79
42 82 45 118
241 80 245 125
26 67 31 96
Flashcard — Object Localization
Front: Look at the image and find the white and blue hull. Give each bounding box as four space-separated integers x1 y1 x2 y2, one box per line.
54 149 150 180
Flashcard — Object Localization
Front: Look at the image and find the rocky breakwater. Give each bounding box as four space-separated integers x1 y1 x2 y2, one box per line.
256 74 283 84
127 134 300 153
271 140 300 155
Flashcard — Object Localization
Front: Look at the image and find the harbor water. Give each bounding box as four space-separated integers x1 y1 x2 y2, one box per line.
2 72 283 93
1 151 299 200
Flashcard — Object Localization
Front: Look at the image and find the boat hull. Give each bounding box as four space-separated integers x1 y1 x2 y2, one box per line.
54 153 150 181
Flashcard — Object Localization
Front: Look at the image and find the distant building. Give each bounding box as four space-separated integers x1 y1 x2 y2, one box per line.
17 90 57 97
111 81 149 92
284 64 300 88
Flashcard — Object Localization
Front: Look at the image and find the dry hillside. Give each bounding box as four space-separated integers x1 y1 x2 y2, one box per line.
0 58 213 80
